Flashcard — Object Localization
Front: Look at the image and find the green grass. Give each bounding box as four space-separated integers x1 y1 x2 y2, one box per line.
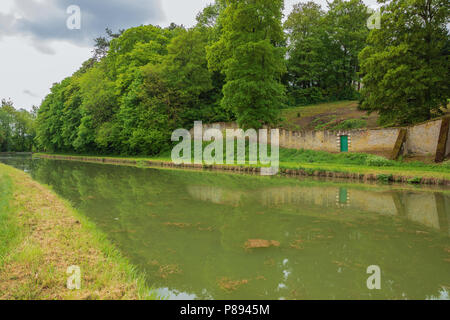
36 144 450 181
282 100 358 119
277 149 450 180
314 118 367 131
0 172 20 267
279 161 450 178
0 164 158 300
280 100 363 130
277 148 446 169
63 206 159 300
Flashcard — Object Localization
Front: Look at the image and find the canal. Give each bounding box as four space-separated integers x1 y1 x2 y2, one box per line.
1 155 449 300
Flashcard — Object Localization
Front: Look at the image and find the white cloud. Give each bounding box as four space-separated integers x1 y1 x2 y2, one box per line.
1 0 165 54
0 36 92 109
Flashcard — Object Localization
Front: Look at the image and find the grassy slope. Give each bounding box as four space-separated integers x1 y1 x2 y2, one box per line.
280 100 379 131
0 172 19 266
0 163 156 300
276 148 450 180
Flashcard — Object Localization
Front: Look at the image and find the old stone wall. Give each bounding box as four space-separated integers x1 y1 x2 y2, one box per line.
189 117 448 158
403 119 442 156
446 123 450 157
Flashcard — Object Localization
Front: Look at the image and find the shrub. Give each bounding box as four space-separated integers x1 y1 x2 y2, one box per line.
377 174 393 183
315 118 367 131
365 155 393 167
441 161 450 169
408 177 422 184
332 119 367 130
136 160 147 168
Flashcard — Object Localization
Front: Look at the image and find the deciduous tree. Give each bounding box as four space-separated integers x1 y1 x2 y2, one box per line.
359 0 449 125
207 0 287 129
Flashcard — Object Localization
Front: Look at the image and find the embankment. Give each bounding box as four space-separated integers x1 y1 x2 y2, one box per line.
36 153 450 186
0 163 154 300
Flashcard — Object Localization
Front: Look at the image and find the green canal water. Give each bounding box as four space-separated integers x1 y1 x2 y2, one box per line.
1 155 449 300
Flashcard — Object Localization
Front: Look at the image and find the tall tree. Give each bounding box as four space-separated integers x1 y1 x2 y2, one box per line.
324 0 370 99
0 99 35 152
285 2 327 105
285 0 369 105
196 2 223 29
0 99 15 151
92 28 124 62
359 0 449 125
162 28 218 125
207 0 286 129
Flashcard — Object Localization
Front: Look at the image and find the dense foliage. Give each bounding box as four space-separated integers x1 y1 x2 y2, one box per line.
207 0 287 129
32 0 448 155
359 0 449 125
0 99 36 152
36 23 225 155
285 0 370 105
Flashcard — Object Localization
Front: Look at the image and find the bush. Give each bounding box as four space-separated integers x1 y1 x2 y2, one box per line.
441 161 450 169
332 119 367 130
377 174 393 183
291 87 325 106
314 118 367 131
408 177 422 184
365 155 393 167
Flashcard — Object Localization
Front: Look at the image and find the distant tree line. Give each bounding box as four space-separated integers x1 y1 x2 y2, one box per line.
33 0 448 155
285 0 370 105
0 99 36 152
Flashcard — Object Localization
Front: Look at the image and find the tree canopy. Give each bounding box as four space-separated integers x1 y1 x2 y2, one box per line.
36 21 229 155
284 0 370 105
207 0 287 129
31 0 449 155
0 99 36 152
359 0 449 125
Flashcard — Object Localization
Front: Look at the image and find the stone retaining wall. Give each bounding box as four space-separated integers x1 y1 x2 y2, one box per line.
190 118 449 159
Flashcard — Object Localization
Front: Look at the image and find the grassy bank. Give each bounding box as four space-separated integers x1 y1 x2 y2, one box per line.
0 163 156 300
35 148 450 185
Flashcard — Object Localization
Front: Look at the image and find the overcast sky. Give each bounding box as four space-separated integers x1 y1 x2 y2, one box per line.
0 0 377 111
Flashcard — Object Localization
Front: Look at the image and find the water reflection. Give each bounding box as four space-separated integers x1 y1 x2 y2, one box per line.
187 184 449 234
